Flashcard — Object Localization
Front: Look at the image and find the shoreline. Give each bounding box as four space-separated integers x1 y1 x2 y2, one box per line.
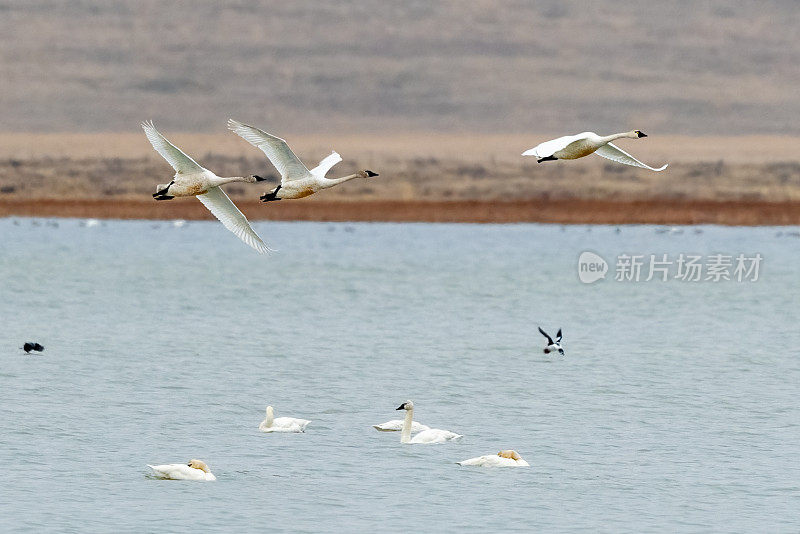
1 199 798 226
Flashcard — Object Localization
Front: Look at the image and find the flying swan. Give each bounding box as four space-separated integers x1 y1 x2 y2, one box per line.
395 400 462 444
522 130 668 171
147 459 216 481
258 405 311 433
141 121 270 254
227 119 379 202
457 450 529 467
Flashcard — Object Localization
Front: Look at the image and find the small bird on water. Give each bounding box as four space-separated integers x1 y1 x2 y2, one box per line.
538 327 564 356
21 342 44 353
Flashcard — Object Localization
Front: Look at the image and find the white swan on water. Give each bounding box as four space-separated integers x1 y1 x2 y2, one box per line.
395 400 462 444
142 121 270 254
258 405 311 433
227 119 379 202
147 459 216 481
522 130 668 171
457 450 529 467
373 420 430 433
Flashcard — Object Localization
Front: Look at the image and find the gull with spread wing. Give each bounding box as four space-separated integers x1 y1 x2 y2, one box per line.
538 326 564 356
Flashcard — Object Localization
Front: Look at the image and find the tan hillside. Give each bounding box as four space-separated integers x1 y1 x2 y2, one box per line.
0 1 797 135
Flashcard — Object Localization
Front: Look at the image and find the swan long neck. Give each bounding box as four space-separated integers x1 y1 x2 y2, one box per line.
320 173 364 189
599 131 638 144
265 406 274 427
401 407 414 443
208 175 253 187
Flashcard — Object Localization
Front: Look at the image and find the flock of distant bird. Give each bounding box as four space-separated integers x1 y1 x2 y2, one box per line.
148 399 527 480
24 123 665 479
141 121 668 253
147 122 662 478
146 332 566 479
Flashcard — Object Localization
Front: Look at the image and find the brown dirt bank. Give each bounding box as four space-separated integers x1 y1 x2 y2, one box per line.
2 199 798 226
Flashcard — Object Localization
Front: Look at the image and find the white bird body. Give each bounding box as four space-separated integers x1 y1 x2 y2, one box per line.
373 420 430 433
148 460 216 481
522 130 668 171
259 405 311 433
395 400 462 444
141 121 270 254
539 327 564 356
271 175 328 200
227 119 378 201
409 428 463 444
457 450 529 467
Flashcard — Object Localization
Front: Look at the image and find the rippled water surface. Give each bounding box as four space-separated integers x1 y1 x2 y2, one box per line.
1 219 798 533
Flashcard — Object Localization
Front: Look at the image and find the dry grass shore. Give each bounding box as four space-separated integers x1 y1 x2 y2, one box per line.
2 198 798 226
1 133 798 225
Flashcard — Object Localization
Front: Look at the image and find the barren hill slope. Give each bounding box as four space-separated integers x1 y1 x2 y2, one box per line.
0 0 797 134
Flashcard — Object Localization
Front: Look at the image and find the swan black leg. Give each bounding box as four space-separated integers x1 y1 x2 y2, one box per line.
260 185 282 202
153 181 175 198
537 156 558 163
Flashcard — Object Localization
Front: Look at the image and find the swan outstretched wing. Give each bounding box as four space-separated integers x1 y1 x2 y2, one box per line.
141 121 206 174
309 151 343 178
522 134 585 158
594 143 668 171
197 187 271 254
227 119 311 182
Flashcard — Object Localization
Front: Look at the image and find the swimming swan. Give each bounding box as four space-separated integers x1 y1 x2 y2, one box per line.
522 130 668 171
258 405 311 433
373 420 430 433
141 121 270 254
457 450 529 467
396 400 462 444
147 459 216 480
227 119 379 202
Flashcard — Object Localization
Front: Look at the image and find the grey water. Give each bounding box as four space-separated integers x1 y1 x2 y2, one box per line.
1 218 798 533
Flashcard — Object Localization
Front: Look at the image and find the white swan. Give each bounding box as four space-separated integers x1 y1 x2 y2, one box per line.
373 420 430 433
522 130 668 171
457 450 529 467
227 119 379 202
396 400 462 444
147 459 216 481
141 121 270 254
258 405 311 433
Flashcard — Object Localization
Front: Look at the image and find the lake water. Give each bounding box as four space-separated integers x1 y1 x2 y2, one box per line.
1 218 798 533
